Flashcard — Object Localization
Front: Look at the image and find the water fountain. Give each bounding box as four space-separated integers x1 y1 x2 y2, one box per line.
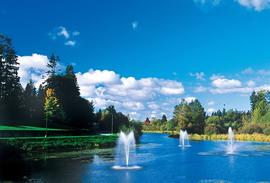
227 127 236 154
112 131 141 170
179 130 190 148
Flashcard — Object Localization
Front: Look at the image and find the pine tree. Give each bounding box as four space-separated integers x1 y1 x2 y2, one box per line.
161 114 167 122
46 54 59 76
23 80 37 120
250 91 257 112
0 34 23 121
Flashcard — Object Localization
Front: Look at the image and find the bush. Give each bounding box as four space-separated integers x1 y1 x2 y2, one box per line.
204 124 218 135
239 123 263 134
263 127 270 135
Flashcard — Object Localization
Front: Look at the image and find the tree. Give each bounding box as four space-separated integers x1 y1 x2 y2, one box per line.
46 65 95 129
173 99 205 134
253 100 268 123
250 91 257 112
205 116 223 134
23 80 37 120
161 114 167 122
189 99 205 134
46 54 59 76
44 88 65 126
173 100 192 132
166 119 177 133
0 34 23 121
98 105 129 133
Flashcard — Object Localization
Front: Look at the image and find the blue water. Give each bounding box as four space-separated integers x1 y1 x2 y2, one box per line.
32 133 270 183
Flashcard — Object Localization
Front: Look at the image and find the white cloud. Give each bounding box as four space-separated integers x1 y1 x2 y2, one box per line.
57 26 70 39
207 101 215 106
65 40 76 46
75 69 185 119
49 26 80 47
184 96 196 103
194 85 208 93
17 54 49 87
207 108 216 114
247 80 256 87
237 0 270 11
77 69 120 86
122 101 145 111
190 72 205 80
212 78 242 89
242 67 270 76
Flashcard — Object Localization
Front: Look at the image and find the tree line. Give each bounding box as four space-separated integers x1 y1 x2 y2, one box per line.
143 91 270 135
0 34 141 135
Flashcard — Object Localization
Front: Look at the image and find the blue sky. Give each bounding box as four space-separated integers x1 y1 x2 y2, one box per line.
2 0 270 119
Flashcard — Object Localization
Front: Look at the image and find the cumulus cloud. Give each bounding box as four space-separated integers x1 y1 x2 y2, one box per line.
237 0 270 11
209 76 270 94
18 54 49 87
75 69 185 119
184 96 196 103
211 78 242 89
207 108 216 114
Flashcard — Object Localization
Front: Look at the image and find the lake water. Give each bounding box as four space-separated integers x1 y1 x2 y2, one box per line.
29 133 270 183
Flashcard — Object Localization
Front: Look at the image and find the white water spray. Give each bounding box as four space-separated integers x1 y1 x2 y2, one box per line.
179 130 190 148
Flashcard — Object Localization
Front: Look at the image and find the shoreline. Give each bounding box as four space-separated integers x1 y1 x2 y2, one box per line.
143 130 270 143
0 134 118 159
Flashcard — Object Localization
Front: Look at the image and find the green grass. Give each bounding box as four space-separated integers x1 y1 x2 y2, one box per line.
0 125 67 131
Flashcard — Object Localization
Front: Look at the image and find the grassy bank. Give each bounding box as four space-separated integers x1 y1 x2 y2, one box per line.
189 134 270 142
143 130 270 142
0 125 67 131
0 134 118 153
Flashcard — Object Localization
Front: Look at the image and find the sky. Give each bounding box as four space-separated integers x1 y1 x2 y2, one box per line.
1 0 270 120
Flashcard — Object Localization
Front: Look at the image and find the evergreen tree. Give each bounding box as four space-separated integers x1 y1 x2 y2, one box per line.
161 114 167 122
46 54 59 76
46 65 95 129
189 99 205 134
250 91 257 112
23 80 37 120
0 34 23 121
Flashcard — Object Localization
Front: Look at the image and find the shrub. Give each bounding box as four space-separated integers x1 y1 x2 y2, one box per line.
239 123 263 134
263 127 270 135
204 124 217 135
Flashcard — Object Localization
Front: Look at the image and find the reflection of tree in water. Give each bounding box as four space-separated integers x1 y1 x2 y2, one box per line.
0 143 28 181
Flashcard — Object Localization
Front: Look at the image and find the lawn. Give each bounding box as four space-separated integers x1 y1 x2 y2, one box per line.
0 125 67 131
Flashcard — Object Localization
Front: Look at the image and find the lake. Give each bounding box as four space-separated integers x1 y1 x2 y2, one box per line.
28 133 270 183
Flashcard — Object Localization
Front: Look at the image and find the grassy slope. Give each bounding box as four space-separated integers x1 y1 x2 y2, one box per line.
0 125 67 131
